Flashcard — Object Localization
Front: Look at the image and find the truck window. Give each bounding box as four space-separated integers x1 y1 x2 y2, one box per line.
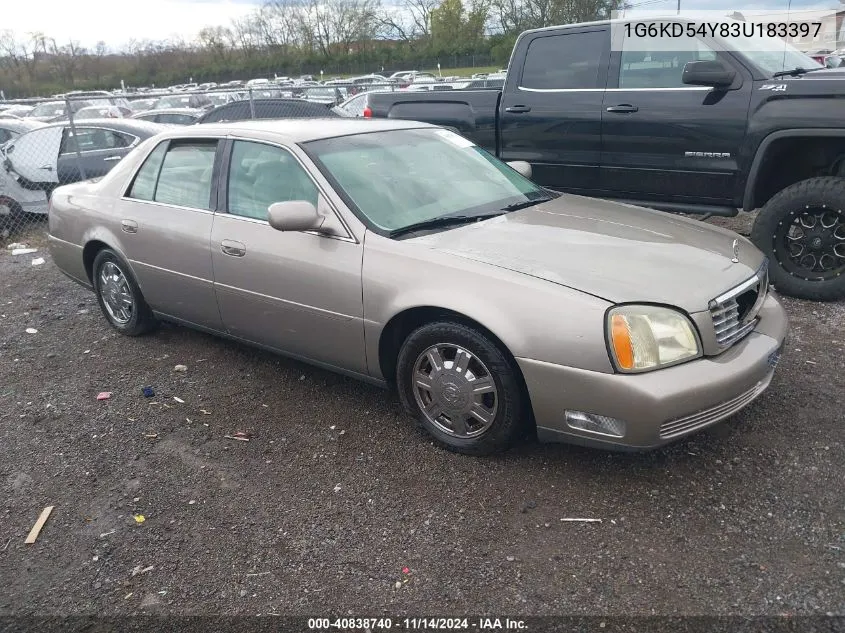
520 31 606 90
619 32 717 89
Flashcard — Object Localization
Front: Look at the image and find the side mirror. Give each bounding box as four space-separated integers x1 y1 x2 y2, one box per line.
682 60 737 88
268 200 324 232
507 160 532 179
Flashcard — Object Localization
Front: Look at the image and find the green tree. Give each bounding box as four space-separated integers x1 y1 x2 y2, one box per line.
430 0 488 54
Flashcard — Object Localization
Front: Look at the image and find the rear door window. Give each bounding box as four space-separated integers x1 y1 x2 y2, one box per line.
153 140 218 209
60 128 131 154
520 31 608 90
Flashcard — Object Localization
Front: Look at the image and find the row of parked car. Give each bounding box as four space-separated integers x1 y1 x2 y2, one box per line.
0 70 507 128
0 83 374 224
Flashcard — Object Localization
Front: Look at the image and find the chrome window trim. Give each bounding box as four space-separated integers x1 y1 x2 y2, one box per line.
517 86 712 93
117 198 216 215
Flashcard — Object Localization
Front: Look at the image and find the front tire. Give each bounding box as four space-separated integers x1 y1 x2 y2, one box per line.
396 321 529 456
92 248 158 336
751 177 845 301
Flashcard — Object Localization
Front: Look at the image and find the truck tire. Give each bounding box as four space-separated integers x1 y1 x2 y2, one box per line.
751 177 845 301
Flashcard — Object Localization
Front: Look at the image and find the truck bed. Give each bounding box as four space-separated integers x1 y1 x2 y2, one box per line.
367 89 502 154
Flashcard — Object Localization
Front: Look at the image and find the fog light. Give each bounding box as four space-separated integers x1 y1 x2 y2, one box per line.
565 411 626 438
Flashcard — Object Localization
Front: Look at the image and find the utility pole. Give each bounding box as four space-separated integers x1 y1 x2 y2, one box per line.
677 0 681 15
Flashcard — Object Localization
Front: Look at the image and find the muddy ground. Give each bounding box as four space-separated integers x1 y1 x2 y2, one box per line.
0 215 843 619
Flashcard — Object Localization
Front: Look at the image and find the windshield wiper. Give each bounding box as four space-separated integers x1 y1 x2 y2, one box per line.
500 196 554 212
771 67 825 78
389 213 505 238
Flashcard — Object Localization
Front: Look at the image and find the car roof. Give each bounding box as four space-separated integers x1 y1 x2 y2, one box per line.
135 108 204 115
0 118 46 133
38 118 169 136
160 118 433 143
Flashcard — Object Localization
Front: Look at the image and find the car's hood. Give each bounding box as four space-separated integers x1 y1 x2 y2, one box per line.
407 195 765 312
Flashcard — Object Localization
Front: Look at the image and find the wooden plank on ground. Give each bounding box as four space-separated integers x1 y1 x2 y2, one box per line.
24 506 54 544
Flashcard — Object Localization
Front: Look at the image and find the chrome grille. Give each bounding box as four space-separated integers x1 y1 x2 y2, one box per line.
709 263 768 348
659 374 772 439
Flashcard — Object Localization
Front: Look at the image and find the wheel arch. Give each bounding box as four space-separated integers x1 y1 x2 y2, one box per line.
377 306 533 421
743 129 845 211
82 239 111 283
81 232 137 286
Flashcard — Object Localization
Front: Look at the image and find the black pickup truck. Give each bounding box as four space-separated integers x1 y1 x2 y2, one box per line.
368 17 845 301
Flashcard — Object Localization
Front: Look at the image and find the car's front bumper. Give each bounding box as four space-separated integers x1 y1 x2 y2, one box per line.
517 293 788 451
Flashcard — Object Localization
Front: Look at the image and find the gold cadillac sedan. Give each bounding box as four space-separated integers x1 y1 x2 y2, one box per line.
48 119 788 455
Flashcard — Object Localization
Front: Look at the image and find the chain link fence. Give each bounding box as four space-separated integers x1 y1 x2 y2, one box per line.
0 72 506 246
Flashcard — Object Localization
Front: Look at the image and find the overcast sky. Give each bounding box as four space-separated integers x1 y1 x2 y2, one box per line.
2 0 842 50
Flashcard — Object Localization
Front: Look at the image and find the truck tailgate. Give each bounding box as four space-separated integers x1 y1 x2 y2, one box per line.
367 90 502 153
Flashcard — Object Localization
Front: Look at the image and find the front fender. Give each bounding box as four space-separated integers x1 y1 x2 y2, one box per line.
742 128 845 211
362 236 614 380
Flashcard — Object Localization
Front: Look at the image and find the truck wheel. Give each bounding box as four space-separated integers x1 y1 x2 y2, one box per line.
751 177 845 301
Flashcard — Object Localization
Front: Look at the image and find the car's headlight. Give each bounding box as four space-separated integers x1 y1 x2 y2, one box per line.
607 305 701 373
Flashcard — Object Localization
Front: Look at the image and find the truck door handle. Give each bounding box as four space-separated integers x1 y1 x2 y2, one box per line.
121 219 138 234
505 105 532 113
39 165 54 171
221 240 246 257
606 104 638 113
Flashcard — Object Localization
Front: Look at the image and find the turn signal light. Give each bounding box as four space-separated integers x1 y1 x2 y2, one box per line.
610 314 635 370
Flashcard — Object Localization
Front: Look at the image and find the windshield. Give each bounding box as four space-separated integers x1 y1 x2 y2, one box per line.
76 108 109 119
305 128 547 233
30 102 65 117
156 96 193 108
727 34 824 74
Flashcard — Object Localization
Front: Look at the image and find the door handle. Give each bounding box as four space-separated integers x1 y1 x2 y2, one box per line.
103 156 122 162
221 240 246 257
505 105 532 113
121 219 138 234
39 165 54 171
606 104 638 113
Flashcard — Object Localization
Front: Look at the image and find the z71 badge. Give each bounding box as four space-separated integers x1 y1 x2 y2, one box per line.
760 83 788 91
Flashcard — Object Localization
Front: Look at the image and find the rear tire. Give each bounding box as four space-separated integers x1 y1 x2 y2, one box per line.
396 321 529 456
751 177 845 301
92 248 158 336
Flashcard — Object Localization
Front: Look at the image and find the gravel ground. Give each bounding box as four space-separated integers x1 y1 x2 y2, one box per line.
1 216 844 619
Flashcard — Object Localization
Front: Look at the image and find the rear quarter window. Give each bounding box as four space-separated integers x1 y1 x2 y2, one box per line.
126 141 168 200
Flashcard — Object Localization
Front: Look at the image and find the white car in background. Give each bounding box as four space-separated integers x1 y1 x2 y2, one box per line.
1 119 166 219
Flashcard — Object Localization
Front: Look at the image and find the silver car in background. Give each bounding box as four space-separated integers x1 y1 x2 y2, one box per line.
47 120 788 455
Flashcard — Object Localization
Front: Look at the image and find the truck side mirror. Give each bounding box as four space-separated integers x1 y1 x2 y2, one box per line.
682 60 737 88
